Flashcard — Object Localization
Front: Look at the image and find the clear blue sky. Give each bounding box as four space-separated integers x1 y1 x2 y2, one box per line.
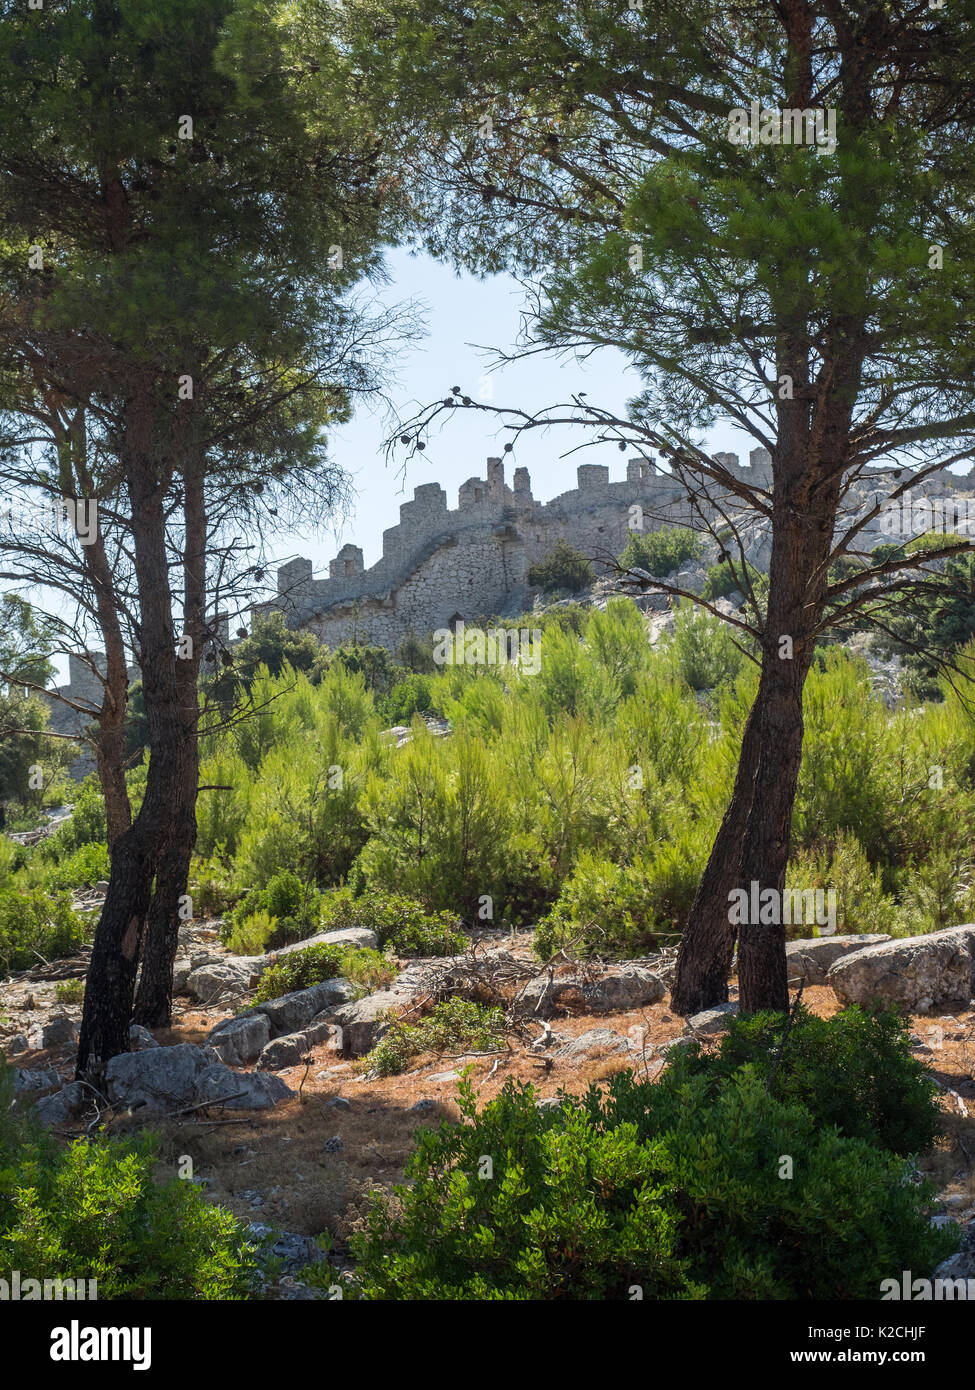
276 247 755 575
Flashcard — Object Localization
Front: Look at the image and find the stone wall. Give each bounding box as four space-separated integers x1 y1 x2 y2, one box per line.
256 452 773 651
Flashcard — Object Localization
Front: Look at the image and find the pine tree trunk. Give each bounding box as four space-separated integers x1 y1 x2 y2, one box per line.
76 401 184 1083
131 751 197 1027
132 429 205 1026
669 702 762 1013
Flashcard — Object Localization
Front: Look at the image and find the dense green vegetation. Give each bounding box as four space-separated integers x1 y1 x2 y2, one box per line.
352 1008 954 1300
527 539 594 594
5 593 975 972
619 526 703 578
0 1059 259 1299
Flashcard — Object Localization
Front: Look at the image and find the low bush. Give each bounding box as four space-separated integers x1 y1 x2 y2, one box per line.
45 841 110 893
0 888 87 974
0 1060 260 1299
54 979 85 1006
223 870 322 952
318 886 466 957
353 1043 953 1299
368 999 505 1077
252 942 394 1004
534 841 705 959
377 673 434 727
618 525 703 579
527 539 594 594
665 1004 941 1158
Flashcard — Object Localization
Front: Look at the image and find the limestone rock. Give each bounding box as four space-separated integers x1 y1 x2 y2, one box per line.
517 964 666 1020
687 1002 738 1034
34 1081 86 1128
208 1013 271 1065
172 958 193 996
246 1224 326 1276
129 1024 160 1051
253 978 356 1037
27 1015 78 1049
256 1020 335 1071
106 1043 222 1111
193 1064 294 1111
828 925 975 1011
275 927 378 955
185 956 268 1004
554 1028 632 1059
322 990 401 1056
786 933 890 986
14 1065 60 1093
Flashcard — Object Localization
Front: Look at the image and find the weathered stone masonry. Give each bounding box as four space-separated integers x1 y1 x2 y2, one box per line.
256 451 774 651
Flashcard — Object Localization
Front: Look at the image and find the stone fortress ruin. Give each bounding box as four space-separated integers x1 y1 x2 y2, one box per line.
255 450 779 652
45 446 975 723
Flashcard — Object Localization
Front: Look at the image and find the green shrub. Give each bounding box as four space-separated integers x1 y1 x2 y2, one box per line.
353 1062 953 1300
189 849 236 917
666 1004 941 1157
252 942 394 1004
54 979 85 1005
700 558 764 604
619 525 702 578
527 539 594 594
252 943 344 1003
224 908 279 956
45 841 110 893
318 886 466 956
0 1060 260 1299
534 843 703 959
656 607 747 691
368 999 505 1077
0 889 87 973
38 775 106 855
377 673 434 726
224 871 322 951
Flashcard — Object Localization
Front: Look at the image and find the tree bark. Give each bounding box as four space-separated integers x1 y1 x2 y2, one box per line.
132 417 206 1026
669 701 762 1013
76 396 185 1082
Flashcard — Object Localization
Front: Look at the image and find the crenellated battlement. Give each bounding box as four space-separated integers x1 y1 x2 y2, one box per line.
257 450 774 651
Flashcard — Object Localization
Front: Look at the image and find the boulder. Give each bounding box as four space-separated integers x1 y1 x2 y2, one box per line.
172 958 193 996
34 1081 86 1129
322 989 402 1056
129 1024 160 1051
786 933 890 986
827 925 975 1011
554 1028 631 1059
106 1043 222 1111
208 1013 272 1066
193 1065 293 1111
517 964 666 1020
275 927 378 955
27 1015 78 1049
14 1065 60 1094
687 1002 738 1035
7 1034 29 1055
246 1224 326 1277
256 1020 335 1071
253 978 356 1036
185 956 268 1004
